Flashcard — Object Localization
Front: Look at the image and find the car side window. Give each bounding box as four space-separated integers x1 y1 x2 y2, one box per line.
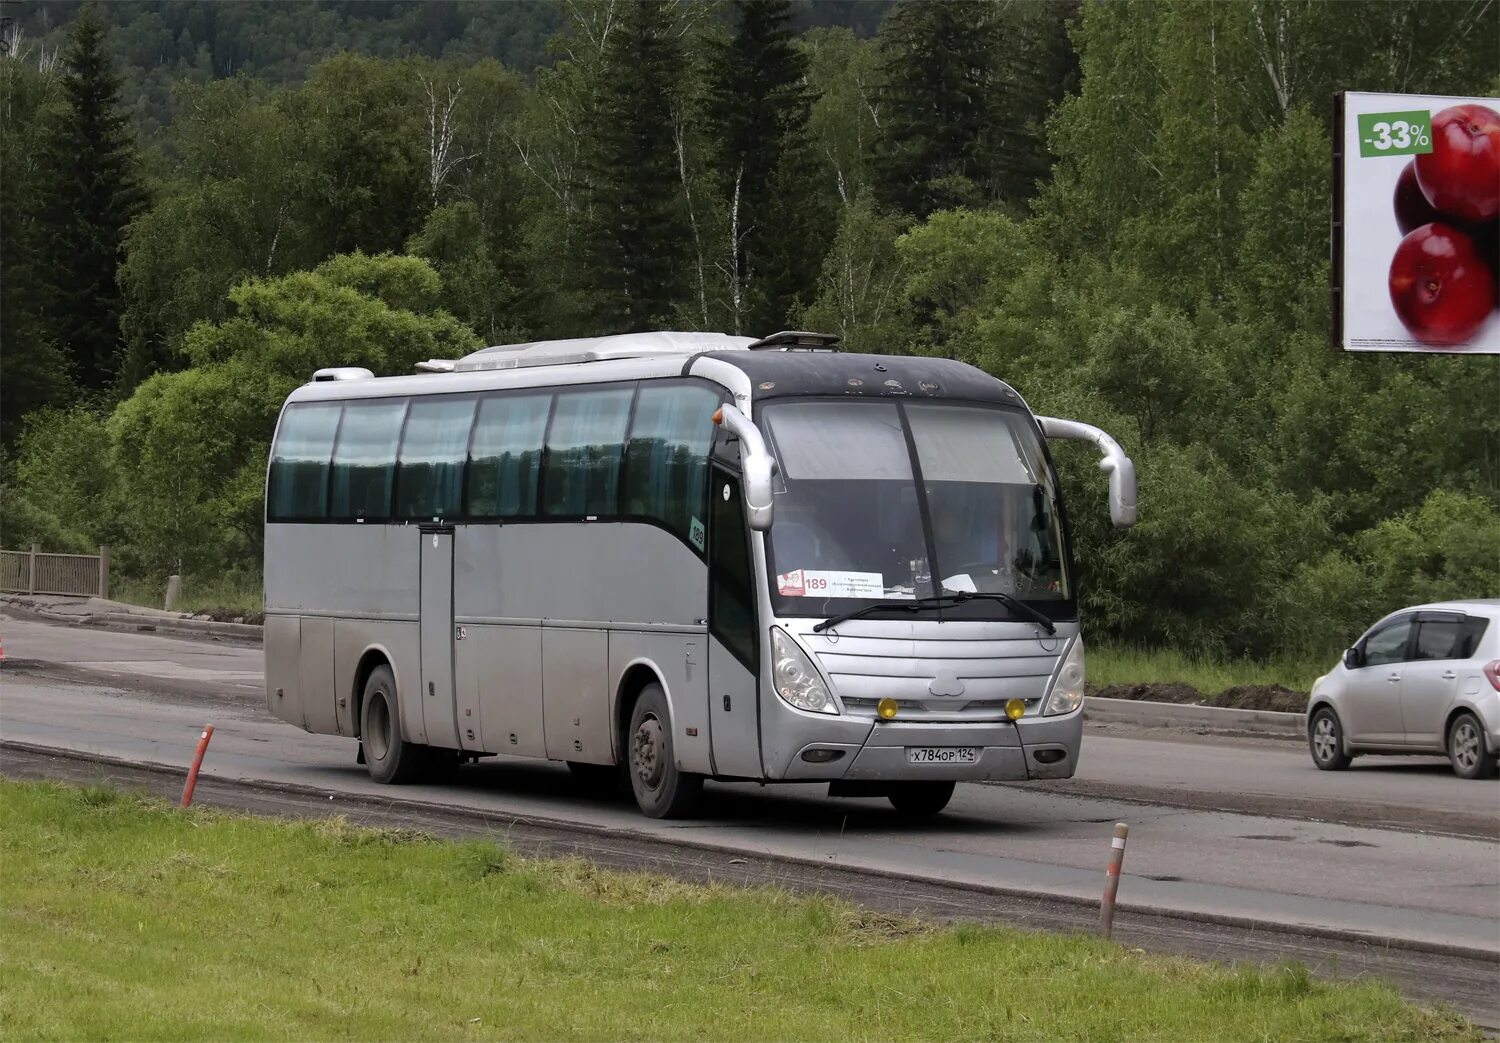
1412 619 1464 661
1458 616 1490 660
1361 620 1412 667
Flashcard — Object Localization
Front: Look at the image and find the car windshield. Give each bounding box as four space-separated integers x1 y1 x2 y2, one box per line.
759 399 1071 618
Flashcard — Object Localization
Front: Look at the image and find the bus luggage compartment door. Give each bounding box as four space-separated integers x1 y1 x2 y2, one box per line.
419 525 460 750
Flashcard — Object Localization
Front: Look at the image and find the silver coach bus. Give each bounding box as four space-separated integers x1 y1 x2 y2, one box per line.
264 330 1136 818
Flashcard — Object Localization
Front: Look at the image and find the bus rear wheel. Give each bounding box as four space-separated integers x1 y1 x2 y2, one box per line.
888 781 955 818
360 665 429 785
627 683 703 819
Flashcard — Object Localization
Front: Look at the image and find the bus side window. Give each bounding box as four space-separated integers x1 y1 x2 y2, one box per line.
710 474 758 669
396 396 477 521
624 383 720 554
465 392 552 518
542 387 633 518
268 402 342 521
329 399 408 522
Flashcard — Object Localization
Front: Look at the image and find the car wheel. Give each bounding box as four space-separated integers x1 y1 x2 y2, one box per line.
887 781 956 817
1308 706 1352 771
627 683 703 819
1447 712 1498 780
360 665 428 784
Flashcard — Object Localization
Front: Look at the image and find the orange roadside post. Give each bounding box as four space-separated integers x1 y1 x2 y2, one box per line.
1099 822 1129 939
180 725 215 807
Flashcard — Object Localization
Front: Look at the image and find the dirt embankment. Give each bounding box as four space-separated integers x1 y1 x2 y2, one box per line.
1087 682 1307 714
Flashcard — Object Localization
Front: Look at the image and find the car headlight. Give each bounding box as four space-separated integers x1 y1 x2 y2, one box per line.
771 628 839 715
1043 638 1085 716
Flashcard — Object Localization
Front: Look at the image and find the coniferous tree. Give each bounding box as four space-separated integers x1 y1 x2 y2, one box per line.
988 1 1077 206
706 0 830 334
874 0 1004 218
38 5 145 392
579 0 691 333
0 57 72 444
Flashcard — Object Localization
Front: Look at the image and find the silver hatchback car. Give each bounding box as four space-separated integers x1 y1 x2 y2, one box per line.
1306 599 1500 779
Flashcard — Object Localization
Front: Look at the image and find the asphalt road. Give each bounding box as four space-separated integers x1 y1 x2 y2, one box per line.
3 610 1499 1026
3 614 1494 836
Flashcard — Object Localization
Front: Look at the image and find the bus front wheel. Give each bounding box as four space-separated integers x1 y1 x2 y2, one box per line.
360 665 429 785
888 781 955 818
627 683 703 819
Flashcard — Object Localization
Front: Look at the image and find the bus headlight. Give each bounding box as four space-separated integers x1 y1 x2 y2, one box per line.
771 628 838 715
1043 638 1085 716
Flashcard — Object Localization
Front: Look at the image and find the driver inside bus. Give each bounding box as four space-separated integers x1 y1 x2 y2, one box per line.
934 483 1034 595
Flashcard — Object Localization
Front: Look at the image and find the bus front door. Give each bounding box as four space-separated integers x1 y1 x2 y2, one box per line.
707 470 763 778
419 524 460 750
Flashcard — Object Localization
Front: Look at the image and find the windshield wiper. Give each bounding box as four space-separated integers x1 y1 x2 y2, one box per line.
813 591 1056 635
946 591 1057 634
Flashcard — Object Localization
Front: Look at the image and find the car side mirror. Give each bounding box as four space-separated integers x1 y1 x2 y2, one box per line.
1343 647 1363 669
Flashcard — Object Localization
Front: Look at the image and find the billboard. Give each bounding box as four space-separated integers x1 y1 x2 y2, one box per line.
1333 91 1499 353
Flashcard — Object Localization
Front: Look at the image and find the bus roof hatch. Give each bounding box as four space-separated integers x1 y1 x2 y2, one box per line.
746 330 841 351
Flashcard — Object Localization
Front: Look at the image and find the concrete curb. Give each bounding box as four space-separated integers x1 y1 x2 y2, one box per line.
87 611 262 640
0 595 262 642
1085 695 1304 737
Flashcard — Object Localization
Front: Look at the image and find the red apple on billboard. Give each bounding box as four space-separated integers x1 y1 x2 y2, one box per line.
1394 161 1443 233
1388 222 1496 345
1414 104 1500 224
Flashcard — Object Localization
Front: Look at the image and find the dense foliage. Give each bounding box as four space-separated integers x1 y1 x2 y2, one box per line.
2 0 1496 660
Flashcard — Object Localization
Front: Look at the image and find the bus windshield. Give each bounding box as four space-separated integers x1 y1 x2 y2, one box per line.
759 399 1071 616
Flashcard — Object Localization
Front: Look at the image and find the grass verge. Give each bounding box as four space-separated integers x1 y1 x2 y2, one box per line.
0 779 1477 1042
111 574 263 620
1089 643 1328 697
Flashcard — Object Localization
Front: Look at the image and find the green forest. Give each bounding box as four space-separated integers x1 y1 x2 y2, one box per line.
2 0 1497 662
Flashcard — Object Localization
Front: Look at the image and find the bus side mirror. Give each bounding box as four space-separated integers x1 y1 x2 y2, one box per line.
713 404 775 531
1036 416 1137 528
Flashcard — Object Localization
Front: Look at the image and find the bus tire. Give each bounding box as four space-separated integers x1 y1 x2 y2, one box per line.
626 683 703 819
887 781 955 817
360 665 426 785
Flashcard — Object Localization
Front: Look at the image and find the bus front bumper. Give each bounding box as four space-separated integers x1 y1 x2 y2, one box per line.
782 709 1082 783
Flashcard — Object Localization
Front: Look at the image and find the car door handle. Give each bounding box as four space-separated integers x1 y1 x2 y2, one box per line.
1387 673 1401 683
1441 670 1457 680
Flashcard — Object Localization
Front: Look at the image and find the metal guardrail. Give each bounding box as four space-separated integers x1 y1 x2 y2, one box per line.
0 544 110 598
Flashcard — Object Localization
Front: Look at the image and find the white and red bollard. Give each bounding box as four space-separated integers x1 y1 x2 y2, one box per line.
180 725 215 808
1099 821 1129 939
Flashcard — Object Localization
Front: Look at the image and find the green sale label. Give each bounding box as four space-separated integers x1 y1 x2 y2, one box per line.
1356 110 1434 157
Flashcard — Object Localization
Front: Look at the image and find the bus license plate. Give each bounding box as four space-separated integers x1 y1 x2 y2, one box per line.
907 747 978 764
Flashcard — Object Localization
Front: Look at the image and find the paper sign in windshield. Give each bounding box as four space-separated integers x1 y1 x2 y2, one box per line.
776 569 885 598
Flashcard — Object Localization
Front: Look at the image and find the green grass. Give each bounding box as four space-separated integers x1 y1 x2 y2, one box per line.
111 574 263 617
0 780 1477 1042
1089 643 1329 696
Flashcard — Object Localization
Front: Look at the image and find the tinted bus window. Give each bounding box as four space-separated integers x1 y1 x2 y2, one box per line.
396 396 477 520
466 392 551 518
624 383 719 551
330 398 407 521
710 473 757 669
543 387 633 517
267 402 342 521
